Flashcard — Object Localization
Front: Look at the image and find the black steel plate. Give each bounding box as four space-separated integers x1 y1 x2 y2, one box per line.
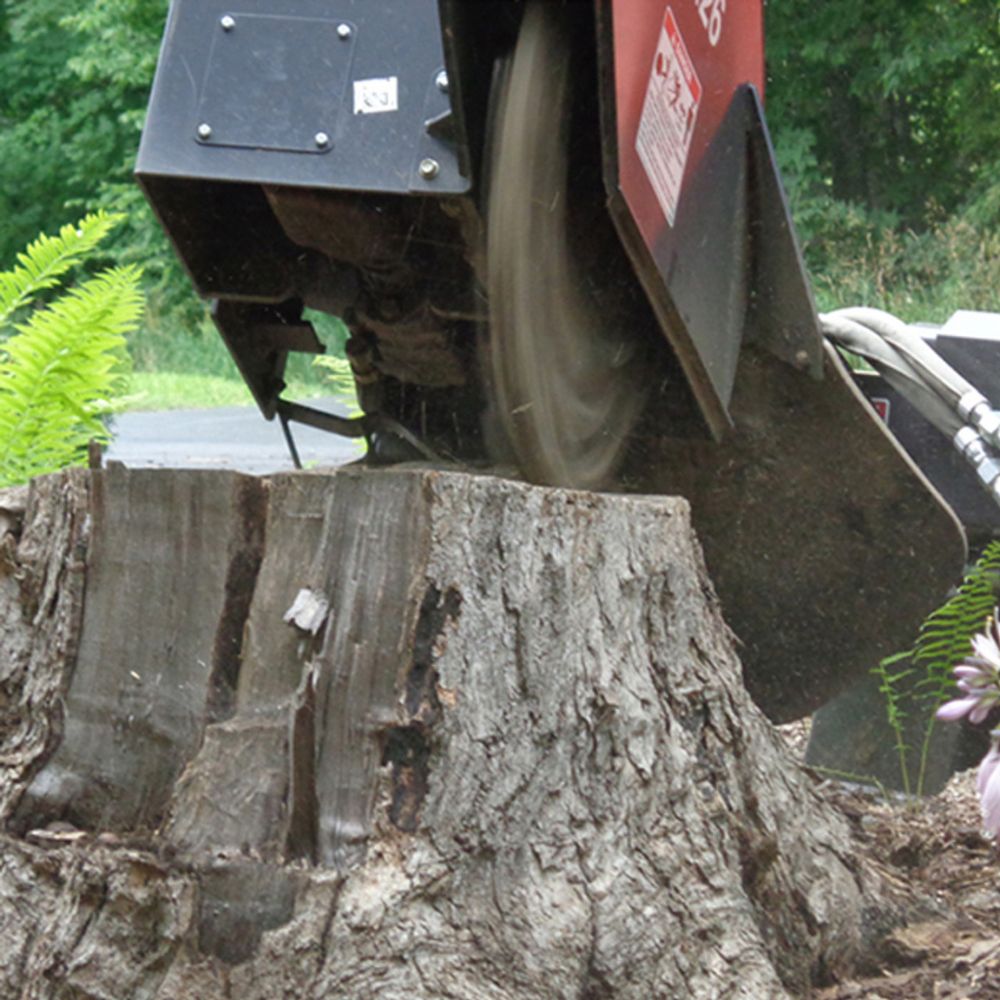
634 342 966 722
137 0 467 195
197 14 350 153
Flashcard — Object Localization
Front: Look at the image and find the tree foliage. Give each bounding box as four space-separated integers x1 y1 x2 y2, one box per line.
0 0 182 313
0 0 996 347
766 0 1000 233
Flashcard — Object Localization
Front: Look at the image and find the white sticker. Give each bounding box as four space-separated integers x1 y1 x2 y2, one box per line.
353 77 399 115
635 8 702 226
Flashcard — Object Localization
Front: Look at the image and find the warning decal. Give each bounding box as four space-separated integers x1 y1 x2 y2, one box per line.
871 397 891 424
635 8 702 227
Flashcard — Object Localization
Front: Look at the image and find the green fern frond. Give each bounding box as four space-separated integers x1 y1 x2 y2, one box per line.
0 211 124 331
874 542 1000 796
0 265 143 486
912 540 1000 703
872 649 917 796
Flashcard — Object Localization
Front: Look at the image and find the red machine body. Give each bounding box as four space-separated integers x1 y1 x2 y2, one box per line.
614 0 764 249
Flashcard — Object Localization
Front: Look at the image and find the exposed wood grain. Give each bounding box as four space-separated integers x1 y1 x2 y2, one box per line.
0 471 90 823
12 467 267 833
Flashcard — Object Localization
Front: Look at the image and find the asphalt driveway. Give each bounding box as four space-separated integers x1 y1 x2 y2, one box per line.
104 397 361 475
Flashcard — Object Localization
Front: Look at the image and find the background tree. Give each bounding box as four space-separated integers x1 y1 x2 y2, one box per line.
766 0 1000 221
0 1 162 257
0 0 996 360
0 1 185 322
765 0 1000 316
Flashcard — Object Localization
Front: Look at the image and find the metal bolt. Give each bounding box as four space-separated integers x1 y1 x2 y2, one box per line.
419 158 440 180
337 23 352 40
197 123 212 140
435 70 449 93
314 131 330 149
220 14 235 31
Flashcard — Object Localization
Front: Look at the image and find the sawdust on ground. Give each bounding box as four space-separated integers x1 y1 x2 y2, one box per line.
778 721 1000 999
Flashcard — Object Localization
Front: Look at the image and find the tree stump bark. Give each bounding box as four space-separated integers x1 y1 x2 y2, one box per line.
0 466 902 998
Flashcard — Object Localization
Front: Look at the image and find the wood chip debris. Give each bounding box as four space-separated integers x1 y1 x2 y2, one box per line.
283 588 330 635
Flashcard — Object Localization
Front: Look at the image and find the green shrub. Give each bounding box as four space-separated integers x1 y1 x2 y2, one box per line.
0 212 142 487
800 206 1000 323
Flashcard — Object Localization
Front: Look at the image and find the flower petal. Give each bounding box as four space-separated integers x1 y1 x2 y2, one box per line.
958 687 995 705
971 703 992 725
978 746 1000 797
972 632 1000 668
962 657 994 670
982 761 1000 838
954 665 988 682
936 696 980 721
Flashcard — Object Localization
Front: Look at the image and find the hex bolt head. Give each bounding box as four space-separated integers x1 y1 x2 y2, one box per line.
435 70 449 93
337 23 352 40
197 123 212 140
314 131 330 149
220 14 235 31
419 158 441 180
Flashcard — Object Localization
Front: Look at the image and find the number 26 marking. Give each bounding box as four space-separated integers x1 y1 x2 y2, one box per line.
696 0 725 46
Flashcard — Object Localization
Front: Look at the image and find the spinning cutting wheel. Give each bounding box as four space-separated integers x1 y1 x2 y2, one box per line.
486 2 647 490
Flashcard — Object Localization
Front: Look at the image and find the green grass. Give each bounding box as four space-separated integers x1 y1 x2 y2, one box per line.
121 371 332 412
122 305 352 411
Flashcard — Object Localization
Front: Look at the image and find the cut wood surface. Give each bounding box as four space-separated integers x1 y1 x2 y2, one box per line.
0 467 905 998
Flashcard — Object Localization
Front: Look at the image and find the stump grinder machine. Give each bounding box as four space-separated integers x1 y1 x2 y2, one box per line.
137 0 975 720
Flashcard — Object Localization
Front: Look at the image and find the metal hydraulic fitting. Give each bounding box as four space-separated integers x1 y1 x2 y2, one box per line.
954 426 1000 506
957 390 1000 450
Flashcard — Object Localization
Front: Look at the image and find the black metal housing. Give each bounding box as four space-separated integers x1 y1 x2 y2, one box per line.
138 0 821 444
137 0 470 300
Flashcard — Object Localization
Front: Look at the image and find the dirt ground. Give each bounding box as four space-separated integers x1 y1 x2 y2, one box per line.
779 722 1000 999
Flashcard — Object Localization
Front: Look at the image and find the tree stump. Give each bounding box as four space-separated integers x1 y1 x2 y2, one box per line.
0 466 902 998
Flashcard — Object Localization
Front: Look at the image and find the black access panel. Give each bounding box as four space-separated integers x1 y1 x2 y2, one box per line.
136 0 470 301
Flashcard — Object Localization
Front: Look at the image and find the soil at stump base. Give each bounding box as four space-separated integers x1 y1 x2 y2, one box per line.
778 721 1000 999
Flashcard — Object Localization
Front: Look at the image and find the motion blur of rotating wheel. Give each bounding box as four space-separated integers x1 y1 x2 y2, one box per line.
487 1 648 490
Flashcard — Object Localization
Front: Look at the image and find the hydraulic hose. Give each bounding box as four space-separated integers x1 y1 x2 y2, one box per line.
821 308 1000 508
820 312 964 438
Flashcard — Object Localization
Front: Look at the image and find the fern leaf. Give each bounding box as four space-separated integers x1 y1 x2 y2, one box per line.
911 540 1000 707
0 265 143 486
0 212 124 331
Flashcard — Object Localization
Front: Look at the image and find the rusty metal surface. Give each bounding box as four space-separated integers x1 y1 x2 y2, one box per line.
632 342 967 722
